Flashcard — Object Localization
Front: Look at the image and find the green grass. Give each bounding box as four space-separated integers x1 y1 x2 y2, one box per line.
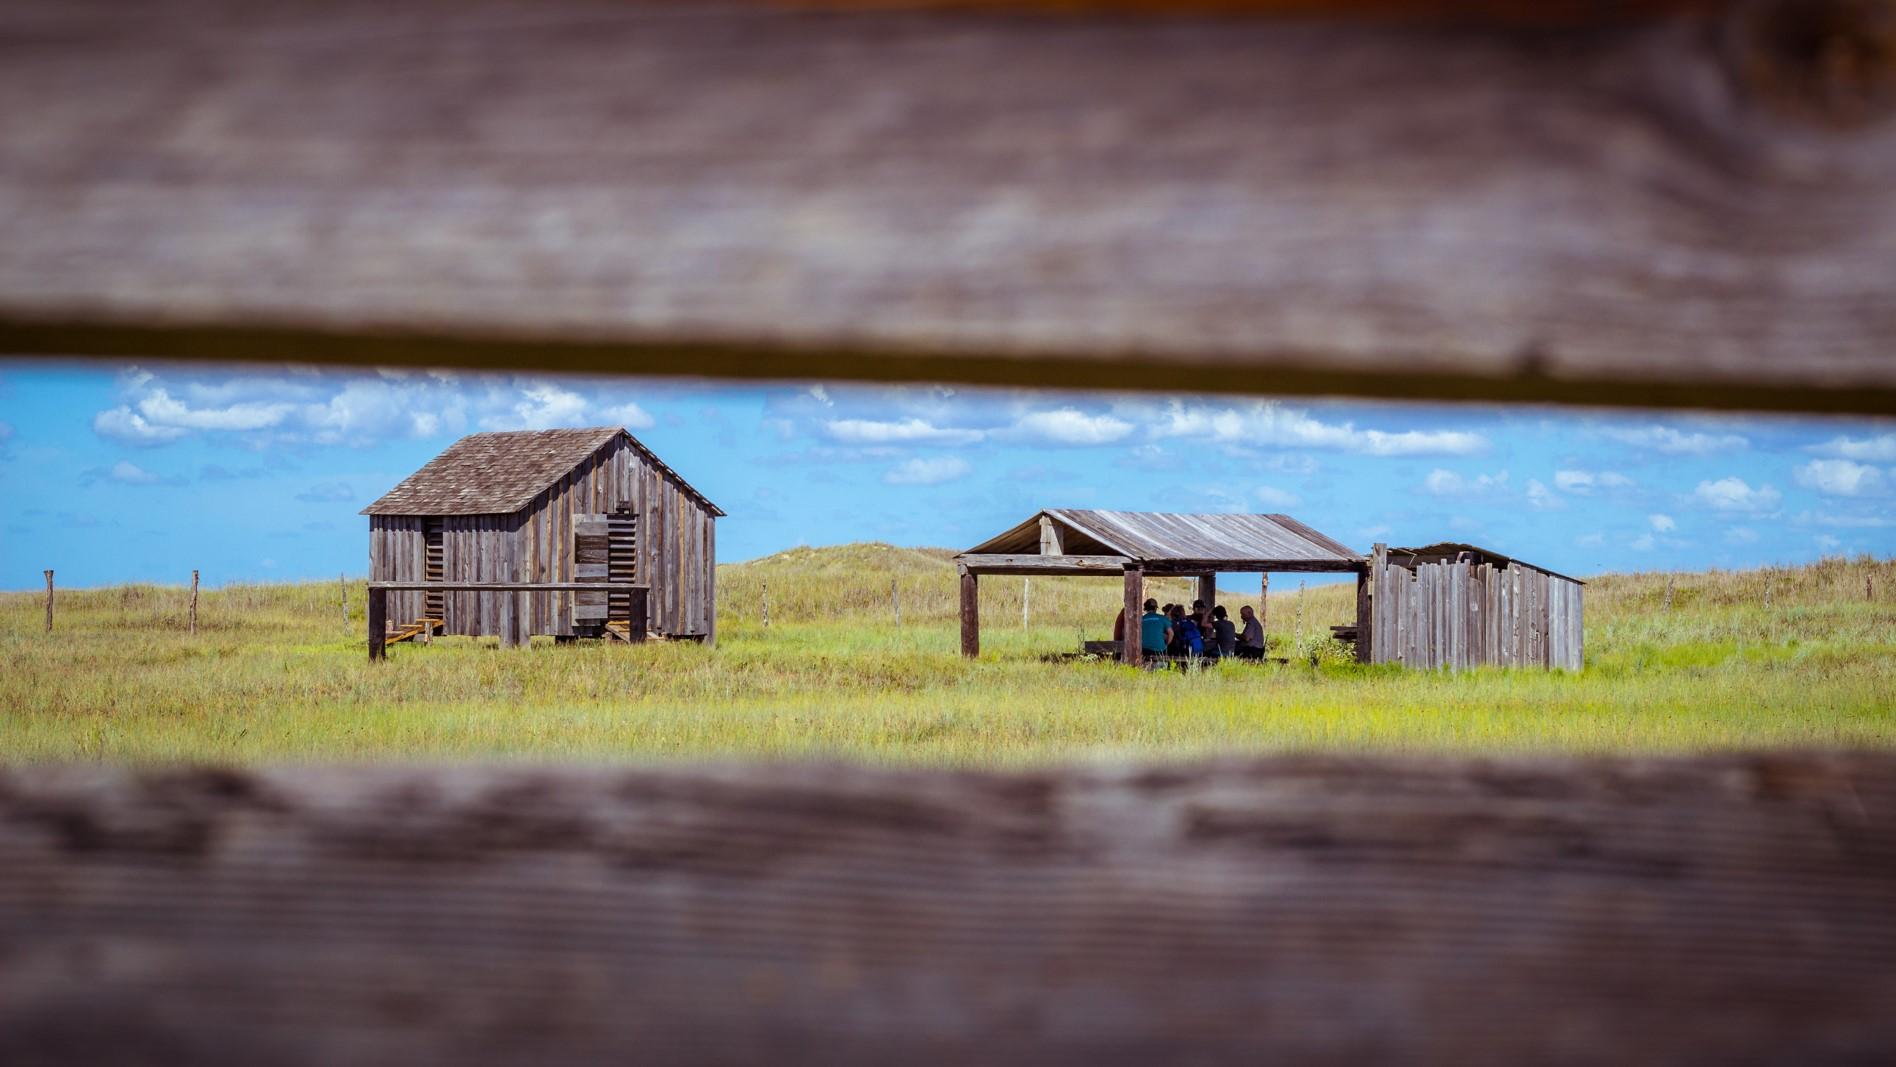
3 547 1892 764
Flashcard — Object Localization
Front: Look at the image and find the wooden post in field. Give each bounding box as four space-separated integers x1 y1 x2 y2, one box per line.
367 585 387 662
891 578 900 626
1869 576 1875 601
43 570 52 633
1259 574 1268 645
1121 566 1143 667
1022 578 1030 629
958 565 978 659
1196 574 1216 612
189 569 199 636
1664 576 1674 612
762 580 769 628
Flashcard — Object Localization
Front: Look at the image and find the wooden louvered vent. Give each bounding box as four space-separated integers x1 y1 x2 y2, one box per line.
575 508 641 639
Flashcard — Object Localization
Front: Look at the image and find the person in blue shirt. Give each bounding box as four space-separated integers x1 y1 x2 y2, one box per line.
1168 604 1204 657
1138 598 1171 656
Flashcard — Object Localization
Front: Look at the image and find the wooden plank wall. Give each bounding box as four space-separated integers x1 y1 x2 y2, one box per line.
1372 560 1582 670
514 436 717 639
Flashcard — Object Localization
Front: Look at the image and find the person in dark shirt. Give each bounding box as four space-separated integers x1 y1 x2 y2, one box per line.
1236 604 1266 660
1168 604 1204 657
1208 605 1237 658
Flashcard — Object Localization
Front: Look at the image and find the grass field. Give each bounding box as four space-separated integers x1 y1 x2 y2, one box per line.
3 545 1892 764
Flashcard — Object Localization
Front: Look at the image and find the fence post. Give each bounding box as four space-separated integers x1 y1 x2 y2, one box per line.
43 569 53 633
1022 578 1030 629
1294 580 1305 650
190 569 199 635
892 579 900 626
762 580 769 628
367 585 387 662
1663 576 1674 612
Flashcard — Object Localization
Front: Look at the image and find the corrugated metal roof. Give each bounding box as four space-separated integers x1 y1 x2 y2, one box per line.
965 509 1362 565
361 427 723 517
1389 542 1584 584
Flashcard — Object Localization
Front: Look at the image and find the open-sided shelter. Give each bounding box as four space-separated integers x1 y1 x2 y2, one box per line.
956 509 1367 665
363 426 722 646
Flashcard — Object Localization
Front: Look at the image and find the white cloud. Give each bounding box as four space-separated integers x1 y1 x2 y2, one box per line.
1629 533 1655 551
883 456 972 486
1816 534 1843 551
94 367 664 447
1601 424 1747 456
1526 479 1563 510
1254 486 1300 508
1726 526 1759 544
1810 433 1896 462
94 406 189 444
825 418 985 447
1692 477 1781 514
1649 513 1677 533
598 402 655 430
1011 409 1134 446
1148 400 1484 456
1553 469 1634 494
109 460 162 485
80 460 174 486
807 385 833 407
1794 458 1885 498
1423 468 1508 496
1795 509 1895 529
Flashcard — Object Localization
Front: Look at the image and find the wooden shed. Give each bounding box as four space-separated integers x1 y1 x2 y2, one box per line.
362 426 722 646
1369 542 1584 671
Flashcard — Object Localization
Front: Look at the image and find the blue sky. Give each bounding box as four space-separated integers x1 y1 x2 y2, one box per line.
1 360 1892 590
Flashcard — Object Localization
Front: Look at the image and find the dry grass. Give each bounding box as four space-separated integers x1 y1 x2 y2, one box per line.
2 547 1891 765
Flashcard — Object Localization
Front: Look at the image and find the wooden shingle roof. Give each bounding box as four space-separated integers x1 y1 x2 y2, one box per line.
361 427 722 517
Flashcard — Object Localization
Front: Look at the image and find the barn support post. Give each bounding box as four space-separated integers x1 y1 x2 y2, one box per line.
367 586 387 662
958 565 979 659
1368 544 1388 664
627 587 648 643
1122 566 1144 667
1355 562 1372 664
1197 574 1216 612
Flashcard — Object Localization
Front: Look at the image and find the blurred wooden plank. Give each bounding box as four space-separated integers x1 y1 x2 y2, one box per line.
0 756 1892 1064
0 0 1893 414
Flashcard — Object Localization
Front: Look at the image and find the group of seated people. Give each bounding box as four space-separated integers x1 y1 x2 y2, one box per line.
1113 598 1267 660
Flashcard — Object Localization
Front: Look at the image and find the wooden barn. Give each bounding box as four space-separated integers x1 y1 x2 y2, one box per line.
1368 542 1584 671
362 426 721 646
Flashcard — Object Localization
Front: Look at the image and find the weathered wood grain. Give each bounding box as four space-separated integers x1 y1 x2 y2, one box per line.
0 756 1891 1065
1 0 1892 413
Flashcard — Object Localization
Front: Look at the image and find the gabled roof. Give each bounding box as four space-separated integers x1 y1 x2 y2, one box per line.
965 509 1362 566
1389 542 1583 584
361 427 723 517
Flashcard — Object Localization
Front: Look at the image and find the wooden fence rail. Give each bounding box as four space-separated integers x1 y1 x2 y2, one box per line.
0 755 1891 1065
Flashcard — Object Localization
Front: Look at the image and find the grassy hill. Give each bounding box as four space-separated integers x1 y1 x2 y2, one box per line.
1 546 1891 764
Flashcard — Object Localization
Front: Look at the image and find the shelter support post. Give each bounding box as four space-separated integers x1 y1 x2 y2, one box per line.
368 586 387 663
1197 574 1216 611
1355 564 1371 664
958 565 978 659
1122 566 1144 667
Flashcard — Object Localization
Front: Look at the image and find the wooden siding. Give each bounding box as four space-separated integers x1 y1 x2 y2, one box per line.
1370 558 1583 671
372 435 716 640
